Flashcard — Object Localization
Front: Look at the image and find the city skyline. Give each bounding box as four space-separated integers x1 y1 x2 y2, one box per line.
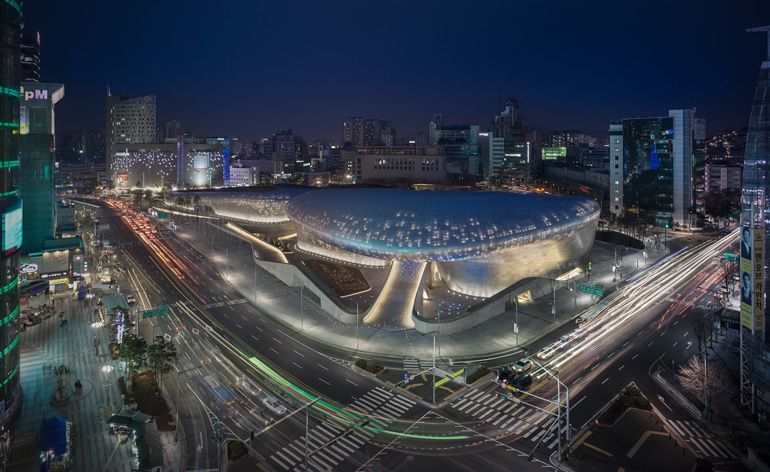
24 0 770 141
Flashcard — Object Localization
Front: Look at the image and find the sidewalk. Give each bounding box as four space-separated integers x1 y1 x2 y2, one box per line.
11 293 131 471
163 215 670 364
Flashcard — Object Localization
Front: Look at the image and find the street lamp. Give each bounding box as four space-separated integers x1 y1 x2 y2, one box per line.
530 358 571 459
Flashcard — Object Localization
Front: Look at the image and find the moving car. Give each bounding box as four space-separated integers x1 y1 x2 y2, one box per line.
250 405 273 427
261 395 287 415
512 359 533 374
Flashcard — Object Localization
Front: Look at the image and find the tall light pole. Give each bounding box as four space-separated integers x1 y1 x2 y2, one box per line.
514 296 519 345
300 285 304 331
531 358 571 457
355 303 359 351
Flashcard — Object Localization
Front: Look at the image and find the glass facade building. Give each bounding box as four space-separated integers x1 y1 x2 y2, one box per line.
19 82 63 254
0 0 23 426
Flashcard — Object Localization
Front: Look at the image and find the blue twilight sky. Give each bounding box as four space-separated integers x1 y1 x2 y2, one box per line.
22 0 770 142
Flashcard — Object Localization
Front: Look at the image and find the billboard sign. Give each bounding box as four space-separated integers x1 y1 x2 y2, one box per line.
193 153 210 171
741 226 765 332
541 147 567 160
116 172 129 187
1 204 22 254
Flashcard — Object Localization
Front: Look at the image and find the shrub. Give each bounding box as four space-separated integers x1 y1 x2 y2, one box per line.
355 359 368 370
466 367 490 384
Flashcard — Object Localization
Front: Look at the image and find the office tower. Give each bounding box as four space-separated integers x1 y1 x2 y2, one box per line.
74 129 105 162
608 109 701 228
489 98 530 181
380 120 396 147
739 26 770 416
0 0 23 426
479 132 505 179
431 123 481 177
343 116 364 148
20 30 40 82
19 82 64 254
163 119 181 141
704 162 742 194
272 129 307 173
105 93 157 185
363 119 382 146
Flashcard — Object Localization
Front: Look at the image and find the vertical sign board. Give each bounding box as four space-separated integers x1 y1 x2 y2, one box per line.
753 229 764 333
740 225 765 333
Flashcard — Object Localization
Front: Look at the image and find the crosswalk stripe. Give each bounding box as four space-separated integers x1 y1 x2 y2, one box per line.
366 389 392 402
464 404 482 414
478 409 495 420
314 427 334 440
456 400 476 412
384 400 409 413
271 455 290 470
707 440 734 458
389 392 415 406
356 398 379 409
482 394 499 406
689 422 709 438
486 412 502 423
667 420 687 437
509 419 524 432
336 437 357 453
306 460 326 472
512 405 526 416
320 444 345 462
378 404 402 417
273 450 294 468
466 389 486 400
522 427 535 439
691 437 719 457
314 449 338 468
492 413 509 425
547 437 559 449
282 445 302 462
286 443 305 459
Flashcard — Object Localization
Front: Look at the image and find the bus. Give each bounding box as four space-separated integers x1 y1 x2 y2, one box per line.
198 375 236 406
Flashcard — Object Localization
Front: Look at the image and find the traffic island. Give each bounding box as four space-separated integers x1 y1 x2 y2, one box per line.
568 385 696 472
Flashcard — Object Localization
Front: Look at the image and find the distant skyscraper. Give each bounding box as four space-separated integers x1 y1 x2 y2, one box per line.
20 30 40 82
363 119 382 146
105 94 157 185
489 98 530 181
163 119 181 141
272 129 307 172
0 0 23 426
739 25 770 416
430 122 482 177
343 116 364 148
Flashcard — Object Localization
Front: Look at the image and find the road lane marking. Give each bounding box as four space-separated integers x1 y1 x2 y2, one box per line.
660 331 667 337
272 337 282 344
345 379 359 387
269 347 279 354
235 323 242 329
632 353 639 360
590 364 599 371
673 320 679 326
601 378 609 384
673 341 678 347
648 341 655 347
683 332 688 338
251 335 259 342
291 362 302 369
293 350 304 357
622 340 629 347
618 365 625 371
570 396 587 410
317 363 329 371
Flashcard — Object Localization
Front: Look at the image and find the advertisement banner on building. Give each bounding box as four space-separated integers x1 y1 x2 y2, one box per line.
116 172 129 187
740 226 765 332
193 153 210 171
1 203 22 254
541 147 567 160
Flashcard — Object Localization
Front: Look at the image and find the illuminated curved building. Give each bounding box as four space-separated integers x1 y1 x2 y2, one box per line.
286 188 599 297
166 187 312 224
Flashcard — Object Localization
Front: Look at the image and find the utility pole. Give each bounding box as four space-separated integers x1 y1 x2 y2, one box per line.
300 285 304 331
432 330 436 405
514 296 519 345
355 303 359 351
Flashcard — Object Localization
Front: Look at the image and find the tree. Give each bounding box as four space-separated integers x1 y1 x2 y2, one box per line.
676 355 733 407
147 335 177 384
116 334 147 377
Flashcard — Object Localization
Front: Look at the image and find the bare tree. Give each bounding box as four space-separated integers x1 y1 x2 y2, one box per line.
677 355 733 406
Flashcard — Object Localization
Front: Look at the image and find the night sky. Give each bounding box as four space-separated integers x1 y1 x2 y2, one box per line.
23 0 770 142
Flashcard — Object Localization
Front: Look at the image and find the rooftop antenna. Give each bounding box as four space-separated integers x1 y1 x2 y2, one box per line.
747 25 770 60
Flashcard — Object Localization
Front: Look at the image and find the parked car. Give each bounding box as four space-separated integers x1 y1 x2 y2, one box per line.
497 370 514 385
512 359 533 374
125 294 136 305
261 395 287 415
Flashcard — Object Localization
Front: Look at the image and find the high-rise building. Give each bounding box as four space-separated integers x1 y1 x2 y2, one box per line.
20 30 40 82
0 0 23 426
163 119 181 141
380 120 396 147
105 93 157 185
343 116 364 148
489 98 530 181
704 162 742 194
608 109 702 228
739 26 770 417
271 129 307 173
73 129 105 162
430 122 481 176
19 82 64 254
479 132 505 179
363 119 382 146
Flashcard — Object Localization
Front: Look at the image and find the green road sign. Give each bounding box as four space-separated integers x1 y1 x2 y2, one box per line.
142 304 171 319
579 283 604 296
723 253 738 262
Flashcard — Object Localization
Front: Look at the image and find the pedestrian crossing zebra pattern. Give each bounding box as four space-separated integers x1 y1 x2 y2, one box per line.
269 386 417 472
666 419 738 459
450 388 564 450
